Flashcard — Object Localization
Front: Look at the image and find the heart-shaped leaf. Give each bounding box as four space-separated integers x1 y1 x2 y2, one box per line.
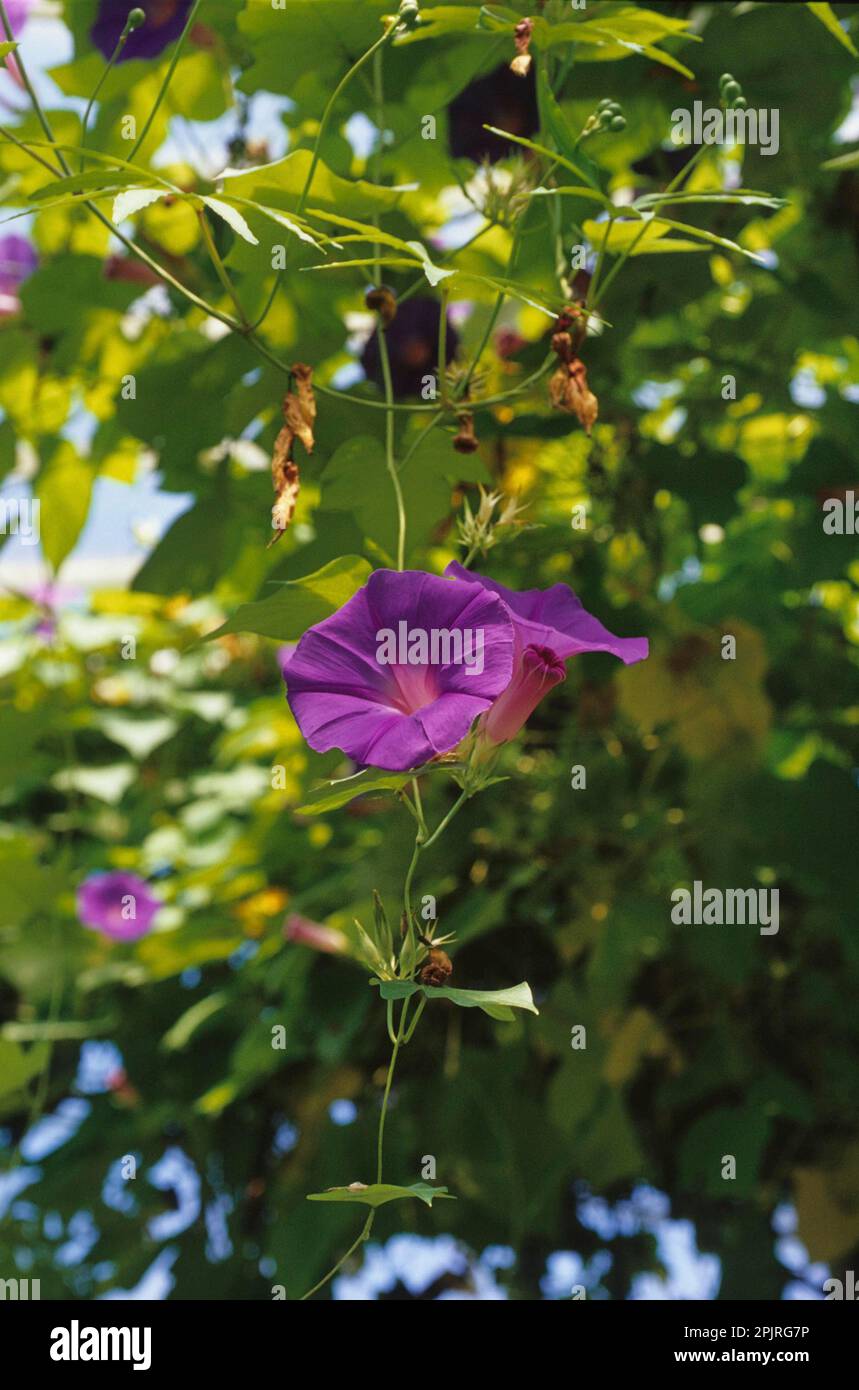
375 979 539 1020
208 555 372 642
307 1182 454 1208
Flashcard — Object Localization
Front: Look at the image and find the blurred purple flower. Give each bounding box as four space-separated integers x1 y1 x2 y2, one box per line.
3 0 32 34
361 297 459 398
77 871 160 942
0 234 37 315
280 569 515 771
284 914 347 954
90 0 194 63
445 562 649 743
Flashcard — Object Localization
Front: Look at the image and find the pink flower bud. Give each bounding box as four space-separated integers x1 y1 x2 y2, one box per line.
480 644 567 744
284 914 347 954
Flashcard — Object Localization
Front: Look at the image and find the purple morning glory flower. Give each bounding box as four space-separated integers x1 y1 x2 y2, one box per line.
445 561 649 744
280 569 515 771
361 297 459 398
90 0 194 63
77 871 160 942
0 234 37 300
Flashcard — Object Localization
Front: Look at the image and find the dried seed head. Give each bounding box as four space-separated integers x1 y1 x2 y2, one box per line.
365 285 397 326
419 947 453 987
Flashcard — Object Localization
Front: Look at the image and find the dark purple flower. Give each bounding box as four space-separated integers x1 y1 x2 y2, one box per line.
448 62 539 164
90 0 194 63
77 871 160 941
445 561 649 743
0 234 37 304
361 297 459 398
280 569 515 771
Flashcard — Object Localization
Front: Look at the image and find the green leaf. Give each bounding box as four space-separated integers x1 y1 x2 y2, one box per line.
392 5 485 44
0 41 18 61
28 168 143 202
375 979 539 1020
581 215 765 262
36 442 95 571
633 190 787 212
113 187 167 221
220 149 410 219
202 196 259 246
536 60 587 172
807 2 858 58
530 185 616 210
209 555 372 641
162 992 228 1052
295 767 414 816
483 125 600 190
0 1038 49 1100
307 1182 455 1208
822 147 859 171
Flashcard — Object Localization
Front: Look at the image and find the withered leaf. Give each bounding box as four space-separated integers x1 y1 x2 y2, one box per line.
269 363 315 546
511 18 533 76
549 357 599 434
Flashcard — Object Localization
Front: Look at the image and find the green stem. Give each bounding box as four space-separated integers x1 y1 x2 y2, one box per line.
586 212 615 312
0 1 69 171
594 147 710 310
422 789 470 850
299 778 471 1301
402 996 426 1045
198 207 249 328
377 320 406 569
438 286 450 408
253 17 397 333
299 1212 374 1301
79 25 134 173
128 0 203 162
377 998 409 1183
459 219 524 399
397 218 495 308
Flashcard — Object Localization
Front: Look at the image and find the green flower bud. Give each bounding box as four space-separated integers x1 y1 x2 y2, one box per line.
723 80 742 102
719 72 735 87
609 115 626 132
126 7 146 30
733 95 747 108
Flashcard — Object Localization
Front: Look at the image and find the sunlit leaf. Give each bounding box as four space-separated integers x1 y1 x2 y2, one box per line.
307 1182 455 1208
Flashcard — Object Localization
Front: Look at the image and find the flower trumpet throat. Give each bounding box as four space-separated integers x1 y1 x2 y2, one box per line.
480 643 567 745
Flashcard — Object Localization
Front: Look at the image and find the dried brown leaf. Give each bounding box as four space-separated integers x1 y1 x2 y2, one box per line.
269 363 315 546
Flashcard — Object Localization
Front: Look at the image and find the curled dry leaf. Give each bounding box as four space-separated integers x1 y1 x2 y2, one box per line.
269 362 315 546
510 18 533 77
549 308 598 435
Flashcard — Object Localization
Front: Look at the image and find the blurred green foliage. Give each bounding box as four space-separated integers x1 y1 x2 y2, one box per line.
0 0 858 1300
